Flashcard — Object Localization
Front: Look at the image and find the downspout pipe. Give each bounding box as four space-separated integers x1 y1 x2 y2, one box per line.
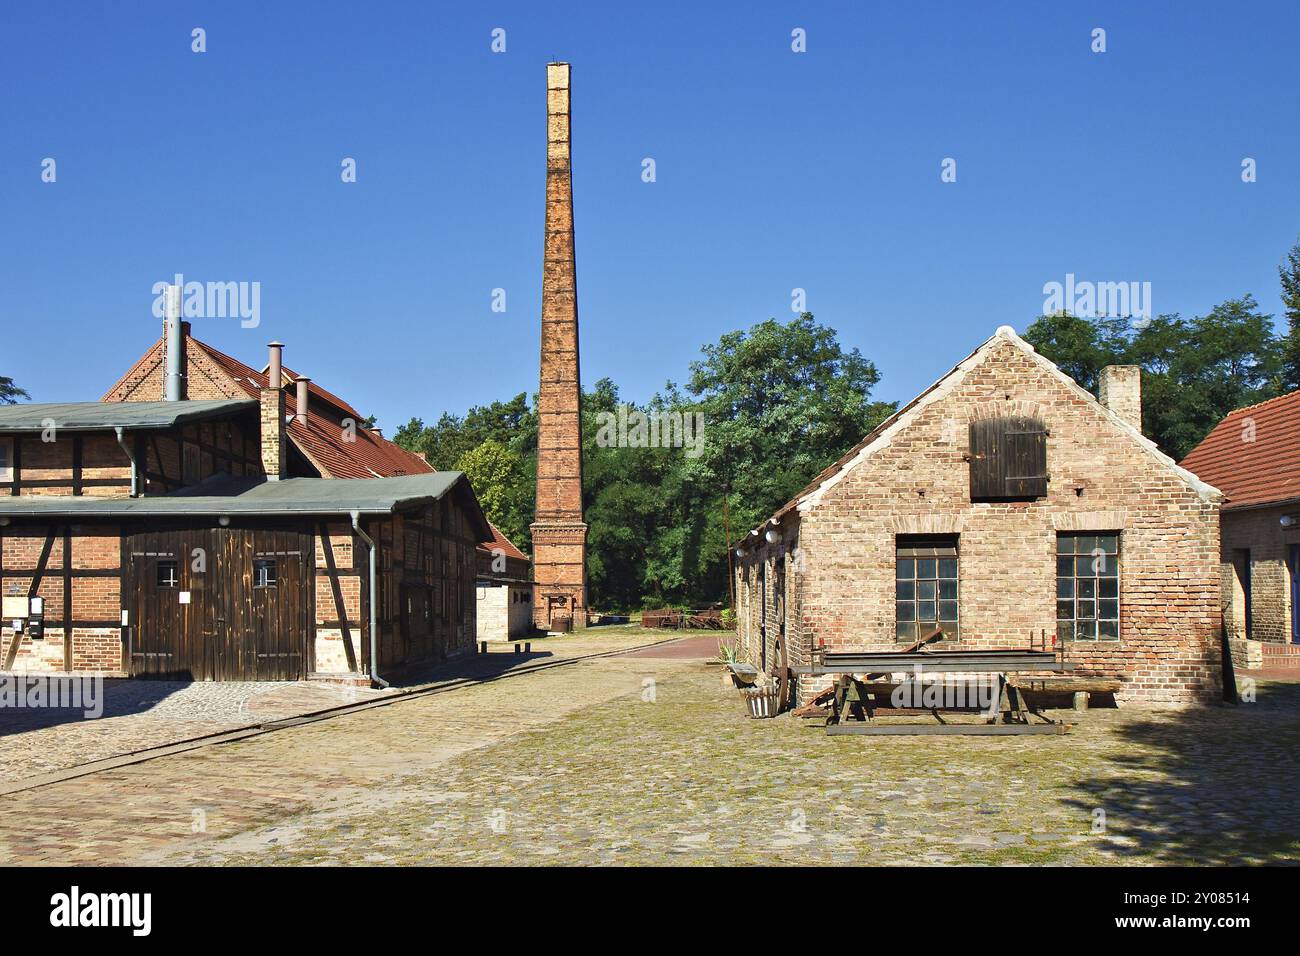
350 510 388 688
114 427 139 497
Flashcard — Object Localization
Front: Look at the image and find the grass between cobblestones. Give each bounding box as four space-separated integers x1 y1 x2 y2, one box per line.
210 665 1300 866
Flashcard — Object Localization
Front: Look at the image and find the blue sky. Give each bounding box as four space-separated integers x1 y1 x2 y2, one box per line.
2 1 1297 433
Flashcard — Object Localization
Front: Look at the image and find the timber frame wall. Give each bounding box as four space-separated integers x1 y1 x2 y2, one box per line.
1 418 261 673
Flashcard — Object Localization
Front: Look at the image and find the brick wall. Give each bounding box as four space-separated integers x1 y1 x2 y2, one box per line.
1220 504 1299 644
1 524 124 675
735 335 1223 704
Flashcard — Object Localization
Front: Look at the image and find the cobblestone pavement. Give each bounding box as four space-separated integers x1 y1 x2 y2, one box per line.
3 642 1297 866
0 626 676 786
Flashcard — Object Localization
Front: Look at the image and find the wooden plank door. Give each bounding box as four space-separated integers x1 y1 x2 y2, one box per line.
248 529 306 680
129 530 188 677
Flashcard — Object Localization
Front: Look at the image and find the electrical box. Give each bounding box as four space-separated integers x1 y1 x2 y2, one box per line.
27 596 44 640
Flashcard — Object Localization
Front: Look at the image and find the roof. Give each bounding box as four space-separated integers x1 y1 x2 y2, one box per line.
1180 388 1300 510
477 522 528 561
0 474 492 531
187 338 434 480
99 329 529 561
744 325 1223 540
0 400 256 433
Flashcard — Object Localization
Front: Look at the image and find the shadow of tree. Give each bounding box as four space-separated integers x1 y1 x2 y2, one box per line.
1060 679 1300 864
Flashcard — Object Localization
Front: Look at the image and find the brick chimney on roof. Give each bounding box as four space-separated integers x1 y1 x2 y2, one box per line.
1099 365 1143 433
261 342 287 479
531 62 588 630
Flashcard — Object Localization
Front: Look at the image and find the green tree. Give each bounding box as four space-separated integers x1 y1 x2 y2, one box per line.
1279 239 1300 392
685 313 895 537
1021 312 1128 392
1026 297 1282 459
454 439 532 548
0 376 28 404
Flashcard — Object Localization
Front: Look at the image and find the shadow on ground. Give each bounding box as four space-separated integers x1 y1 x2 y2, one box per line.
1060 679 1300 864
0 677 198 737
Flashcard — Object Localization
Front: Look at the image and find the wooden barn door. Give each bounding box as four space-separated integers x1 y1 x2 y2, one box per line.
130 525 310 680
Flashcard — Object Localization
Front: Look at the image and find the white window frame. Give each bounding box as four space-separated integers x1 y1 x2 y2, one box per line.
0 437 13 482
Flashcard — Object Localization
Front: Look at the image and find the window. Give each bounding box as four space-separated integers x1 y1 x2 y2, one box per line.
896 536 959 641
156 560 179 588
0 437 12 482
254 559 278 588
1057 534 1119 641
969 416 1048 501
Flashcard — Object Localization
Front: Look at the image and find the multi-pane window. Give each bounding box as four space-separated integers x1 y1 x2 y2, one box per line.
896 536 959 641
1057 534 1119 641
156 560 179 588
254 559 278 588
0 437 13 482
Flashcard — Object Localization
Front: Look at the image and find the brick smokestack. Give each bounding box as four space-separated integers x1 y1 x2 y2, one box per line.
261 342 286 479
531 62 588 630
1099 365 1142 433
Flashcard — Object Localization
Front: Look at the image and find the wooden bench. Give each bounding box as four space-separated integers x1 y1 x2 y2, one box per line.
1010 677 1123 710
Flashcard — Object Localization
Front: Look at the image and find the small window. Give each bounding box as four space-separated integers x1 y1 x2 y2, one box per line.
896 536 959 641
156 560 179 588
1057 534 1120 641
969 416 1048 501
254 559 278 588
0 437 12 482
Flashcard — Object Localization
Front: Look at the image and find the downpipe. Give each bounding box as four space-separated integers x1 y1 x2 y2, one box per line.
114 427 138 497
350 510 388 688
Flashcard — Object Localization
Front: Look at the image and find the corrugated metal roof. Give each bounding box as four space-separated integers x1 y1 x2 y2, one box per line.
0 400 256 433
1181 388 1300 510
0 473 469 518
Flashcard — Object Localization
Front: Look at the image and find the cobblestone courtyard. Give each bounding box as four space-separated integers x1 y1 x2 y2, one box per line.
1 634 1297 866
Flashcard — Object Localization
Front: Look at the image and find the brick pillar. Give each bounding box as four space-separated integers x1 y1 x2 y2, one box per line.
260 387 285 479
532 61 588 630
1099 365 1142 433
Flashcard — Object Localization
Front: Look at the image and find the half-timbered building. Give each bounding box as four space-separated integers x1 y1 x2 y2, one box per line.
0 324 509 683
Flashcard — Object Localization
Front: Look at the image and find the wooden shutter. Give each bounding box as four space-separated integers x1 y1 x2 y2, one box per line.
969 416 1048 500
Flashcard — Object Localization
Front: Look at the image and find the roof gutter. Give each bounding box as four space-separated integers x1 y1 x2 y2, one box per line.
114 427 139 498
350 510 388 689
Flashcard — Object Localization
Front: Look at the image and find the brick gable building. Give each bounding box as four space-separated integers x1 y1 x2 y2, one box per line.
733 326 1225 705
1181 388 1300 659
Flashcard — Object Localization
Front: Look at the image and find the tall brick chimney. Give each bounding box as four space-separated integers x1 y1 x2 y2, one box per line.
260 342 286 479
1099 365 1142 433
531 62 588 630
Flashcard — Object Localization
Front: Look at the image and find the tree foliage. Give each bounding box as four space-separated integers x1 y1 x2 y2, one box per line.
396 316 893 612
454 439 532 548
1280 239 1300 392
1025 295 1283 460
0 376 28 405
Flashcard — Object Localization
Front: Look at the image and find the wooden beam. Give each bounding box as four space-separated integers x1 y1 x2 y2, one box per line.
319 521 358 672
63 528 72 672
3 525 56 669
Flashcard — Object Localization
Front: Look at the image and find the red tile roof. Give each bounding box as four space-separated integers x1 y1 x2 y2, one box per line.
104 332 528 559
1180 389 1300 509
477 522 528 562
189 338 433 480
